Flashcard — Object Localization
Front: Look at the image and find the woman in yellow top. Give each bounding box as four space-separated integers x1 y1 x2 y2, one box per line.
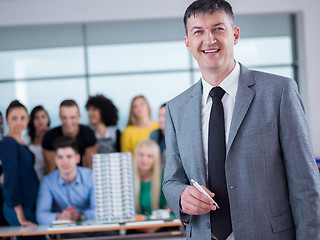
121 95 159 154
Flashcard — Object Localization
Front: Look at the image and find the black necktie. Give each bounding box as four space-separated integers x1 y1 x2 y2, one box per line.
208 86 232 240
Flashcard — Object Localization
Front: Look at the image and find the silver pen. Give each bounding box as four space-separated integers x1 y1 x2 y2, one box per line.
191 179 220 209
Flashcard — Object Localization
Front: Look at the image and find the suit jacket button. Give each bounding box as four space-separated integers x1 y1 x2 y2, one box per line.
230 186 237 189
206 222 211 229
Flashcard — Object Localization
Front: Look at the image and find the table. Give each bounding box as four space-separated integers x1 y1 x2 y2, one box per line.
0 219 184 239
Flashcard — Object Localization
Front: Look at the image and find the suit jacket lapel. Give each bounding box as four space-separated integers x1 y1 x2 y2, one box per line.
227 64 256 155
188 80 207 182
187 67 255 181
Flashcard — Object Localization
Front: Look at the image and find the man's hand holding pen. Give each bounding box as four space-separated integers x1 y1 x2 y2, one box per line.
180 184 217 215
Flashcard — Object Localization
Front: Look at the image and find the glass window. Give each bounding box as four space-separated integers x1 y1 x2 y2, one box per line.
0 78 88 133
25 78 88 127
89 73 191 130
0 14 297 134
0 81 17 116
193 70 202 83
0 47 85 80
234 36 293 66
252 67 294 79
88 41 189 74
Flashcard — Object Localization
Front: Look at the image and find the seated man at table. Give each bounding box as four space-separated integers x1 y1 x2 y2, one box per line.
36 136 95 225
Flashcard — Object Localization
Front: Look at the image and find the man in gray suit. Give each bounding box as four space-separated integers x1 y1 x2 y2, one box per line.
162 0 320 239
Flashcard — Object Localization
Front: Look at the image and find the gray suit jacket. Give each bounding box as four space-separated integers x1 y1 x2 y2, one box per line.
163 64 320 240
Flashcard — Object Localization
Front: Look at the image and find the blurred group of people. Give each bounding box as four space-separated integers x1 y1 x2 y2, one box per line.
0 94 168 234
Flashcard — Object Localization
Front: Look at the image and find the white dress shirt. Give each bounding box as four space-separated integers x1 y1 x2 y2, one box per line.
201 61 240 175
201 61 240 240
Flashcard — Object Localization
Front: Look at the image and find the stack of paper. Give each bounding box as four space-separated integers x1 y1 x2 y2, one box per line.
51 220 76 227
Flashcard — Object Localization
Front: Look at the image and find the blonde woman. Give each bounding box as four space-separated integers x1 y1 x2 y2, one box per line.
121 96 159 154
133 139 166 216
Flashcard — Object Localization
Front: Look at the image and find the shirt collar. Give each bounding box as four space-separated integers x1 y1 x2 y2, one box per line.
95 126 116 139
58 167 80 186
202 61 240 103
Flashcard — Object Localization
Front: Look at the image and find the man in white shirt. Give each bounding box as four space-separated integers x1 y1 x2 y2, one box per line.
162 0 320 239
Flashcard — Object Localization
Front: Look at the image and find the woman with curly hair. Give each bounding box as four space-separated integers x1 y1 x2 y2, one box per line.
86 94 121 153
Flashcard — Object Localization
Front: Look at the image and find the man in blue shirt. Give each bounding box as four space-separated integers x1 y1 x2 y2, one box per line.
36 136 95 225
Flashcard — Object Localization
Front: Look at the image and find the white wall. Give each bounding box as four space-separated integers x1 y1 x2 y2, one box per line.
0 0 320 156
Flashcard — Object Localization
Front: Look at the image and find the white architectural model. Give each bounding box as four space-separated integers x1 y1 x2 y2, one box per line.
93 152 135 223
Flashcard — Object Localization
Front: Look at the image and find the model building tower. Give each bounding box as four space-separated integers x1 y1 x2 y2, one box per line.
93 152 135 223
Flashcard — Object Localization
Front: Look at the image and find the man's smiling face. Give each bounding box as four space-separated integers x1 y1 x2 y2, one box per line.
184 10 239 75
